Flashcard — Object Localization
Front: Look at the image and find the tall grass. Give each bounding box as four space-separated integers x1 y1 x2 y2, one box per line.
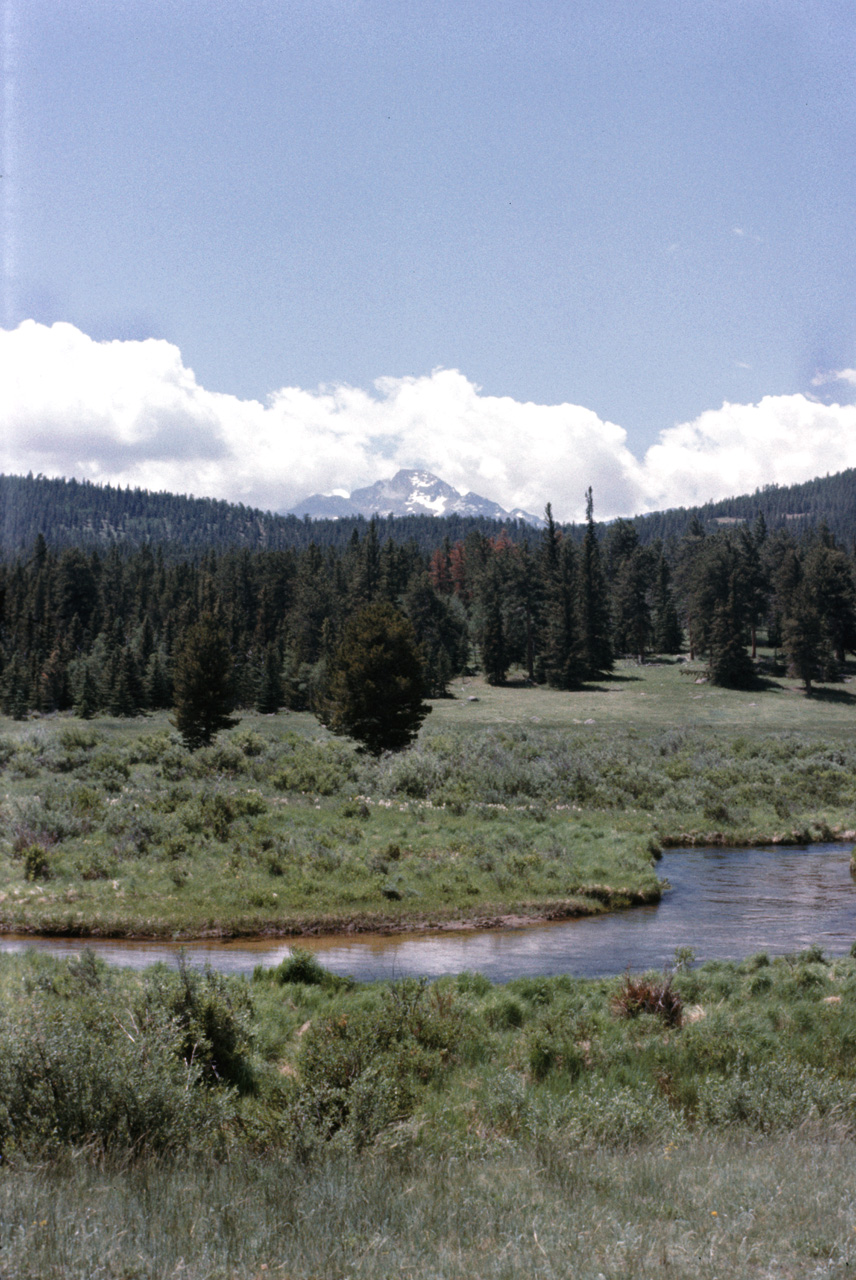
1 1135 854 1279
0 947 855 1275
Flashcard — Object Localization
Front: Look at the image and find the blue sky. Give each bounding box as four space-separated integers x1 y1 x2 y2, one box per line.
2 0 855 520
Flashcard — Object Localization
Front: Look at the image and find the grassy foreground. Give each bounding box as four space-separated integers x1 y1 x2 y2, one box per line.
0 655 854 937
1 945 856 1277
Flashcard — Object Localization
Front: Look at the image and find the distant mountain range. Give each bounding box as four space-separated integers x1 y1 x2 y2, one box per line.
0 466 855 560
287 469 544 527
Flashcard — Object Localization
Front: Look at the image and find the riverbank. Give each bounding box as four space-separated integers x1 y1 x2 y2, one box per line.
2 946 856 1278
1 660 855 939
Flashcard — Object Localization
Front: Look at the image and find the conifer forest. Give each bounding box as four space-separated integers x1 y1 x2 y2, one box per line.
1 472 855 722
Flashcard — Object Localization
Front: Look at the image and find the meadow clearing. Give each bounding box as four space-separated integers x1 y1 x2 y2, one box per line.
0 655 854 1279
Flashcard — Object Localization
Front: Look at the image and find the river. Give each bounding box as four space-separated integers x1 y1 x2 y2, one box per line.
0 843 854 982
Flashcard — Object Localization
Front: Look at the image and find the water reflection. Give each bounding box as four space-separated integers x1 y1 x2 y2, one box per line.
1 844 854 982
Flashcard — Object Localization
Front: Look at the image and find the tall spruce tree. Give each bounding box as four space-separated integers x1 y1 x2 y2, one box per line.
476 558 508 685
318 602 430 754
172 615 239 749
538 506 583 687
651 548 683 653
578 488 613 678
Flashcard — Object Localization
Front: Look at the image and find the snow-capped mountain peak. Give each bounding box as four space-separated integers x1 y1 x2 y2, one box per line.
287 469 542 526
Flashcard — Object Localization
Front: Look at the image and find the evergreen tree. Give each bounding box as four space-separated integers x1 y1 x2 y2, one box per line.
651 549 683 653
108 646 144 717
73 661 100 720
473 558 507 685
802 540 856 667
37 645 70 712
402 570 468 697
2 654 29 720
611 546 654 662
318 602 431 754
255 643 284 713
578 489 613 677
707 581 756 688
782 588 827 695
172 616 239 749
672 516 707 659
538 507 583 688
144 648 173 709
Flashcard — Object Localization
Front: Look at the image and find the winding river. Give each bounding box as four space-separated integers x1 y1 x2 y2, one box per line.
1 843 854 982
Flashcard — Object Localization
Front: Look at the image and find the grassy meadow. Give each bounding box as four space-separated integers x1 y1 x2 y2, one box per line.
0 653 854 938
1 656 856 1277
0 945 856 1277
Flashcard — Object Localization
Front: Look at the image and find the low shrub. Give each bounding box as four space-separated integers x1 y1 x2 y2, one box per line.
697 1056 856 1132
22 843 52 881
260 947 350 990
0 987 234 1157
296 979 463 1146
139 955 256 1092
611 971 683 1027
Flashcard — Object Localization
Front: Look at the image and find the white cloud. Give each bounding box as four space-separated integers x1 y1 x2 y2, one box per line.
812 368 856 388
640 396 856 510
3 320 856 523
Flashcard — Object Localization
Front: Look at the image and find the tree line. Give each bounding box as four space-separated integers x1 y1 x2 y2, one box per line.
0 492 854 723
3 467 856 561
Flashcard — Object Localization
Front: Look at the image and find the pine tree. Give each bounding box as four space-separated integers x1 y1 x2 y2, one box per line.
108 646 144 717
172 615 239 749
2 654 29 720
255 643 284 713
318 602 431 754
651 550 683 653
73 662 99 720
476 559 508 685
538 507 583 687
144 649 173 709
578 488 613 678
707 581 756 688
782 589 826 695
612 547 653 663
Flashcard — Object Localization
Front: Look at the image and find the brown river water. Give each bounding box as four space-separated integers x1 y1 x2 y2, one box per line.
1 844 854 982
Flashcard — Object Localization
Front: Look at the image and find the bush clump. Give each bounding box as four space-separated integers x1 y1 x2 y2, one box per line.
611 971 683 1027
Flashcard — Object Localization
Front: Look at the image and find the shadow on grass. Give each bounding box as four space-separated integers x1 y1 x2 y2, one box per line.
806 685 856 705
585 673 643 689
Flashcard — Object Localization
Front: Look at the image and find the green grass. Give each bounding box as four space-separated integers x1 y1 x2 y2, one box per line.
0 655 854 937
2 947 856 1276
0 715 659 937
2 1135 854 1279
438 652 856 733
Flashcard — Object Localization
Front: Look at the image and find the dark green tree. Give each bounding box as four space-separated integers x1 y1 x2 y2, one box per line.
611 546 654 662
651 548 683 653
73 661 100 720
255 642 284 713
318 602 431 754
2 654 29 720
707 582 756 688
108 646 144 717
172 616 239 749
578 488 613 677
782 586 827 695
402 570 468 697
474 558 508 685
538 507 584 688
144 648 173 709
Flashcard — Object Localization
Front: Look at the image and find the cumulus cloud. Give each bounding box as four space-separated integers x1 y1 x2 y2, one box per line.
812 368 856 388
3 320 856 523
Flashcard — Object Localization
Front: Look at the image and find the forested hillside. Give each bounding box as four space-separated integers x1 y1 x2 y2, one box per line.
1 484 853 720
630 468 856 547
2 468 856 560
0 474 533 558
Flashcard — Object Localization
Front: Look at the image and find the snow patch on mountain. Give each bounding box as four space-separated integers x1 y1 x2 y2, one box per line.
288 469 543 526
